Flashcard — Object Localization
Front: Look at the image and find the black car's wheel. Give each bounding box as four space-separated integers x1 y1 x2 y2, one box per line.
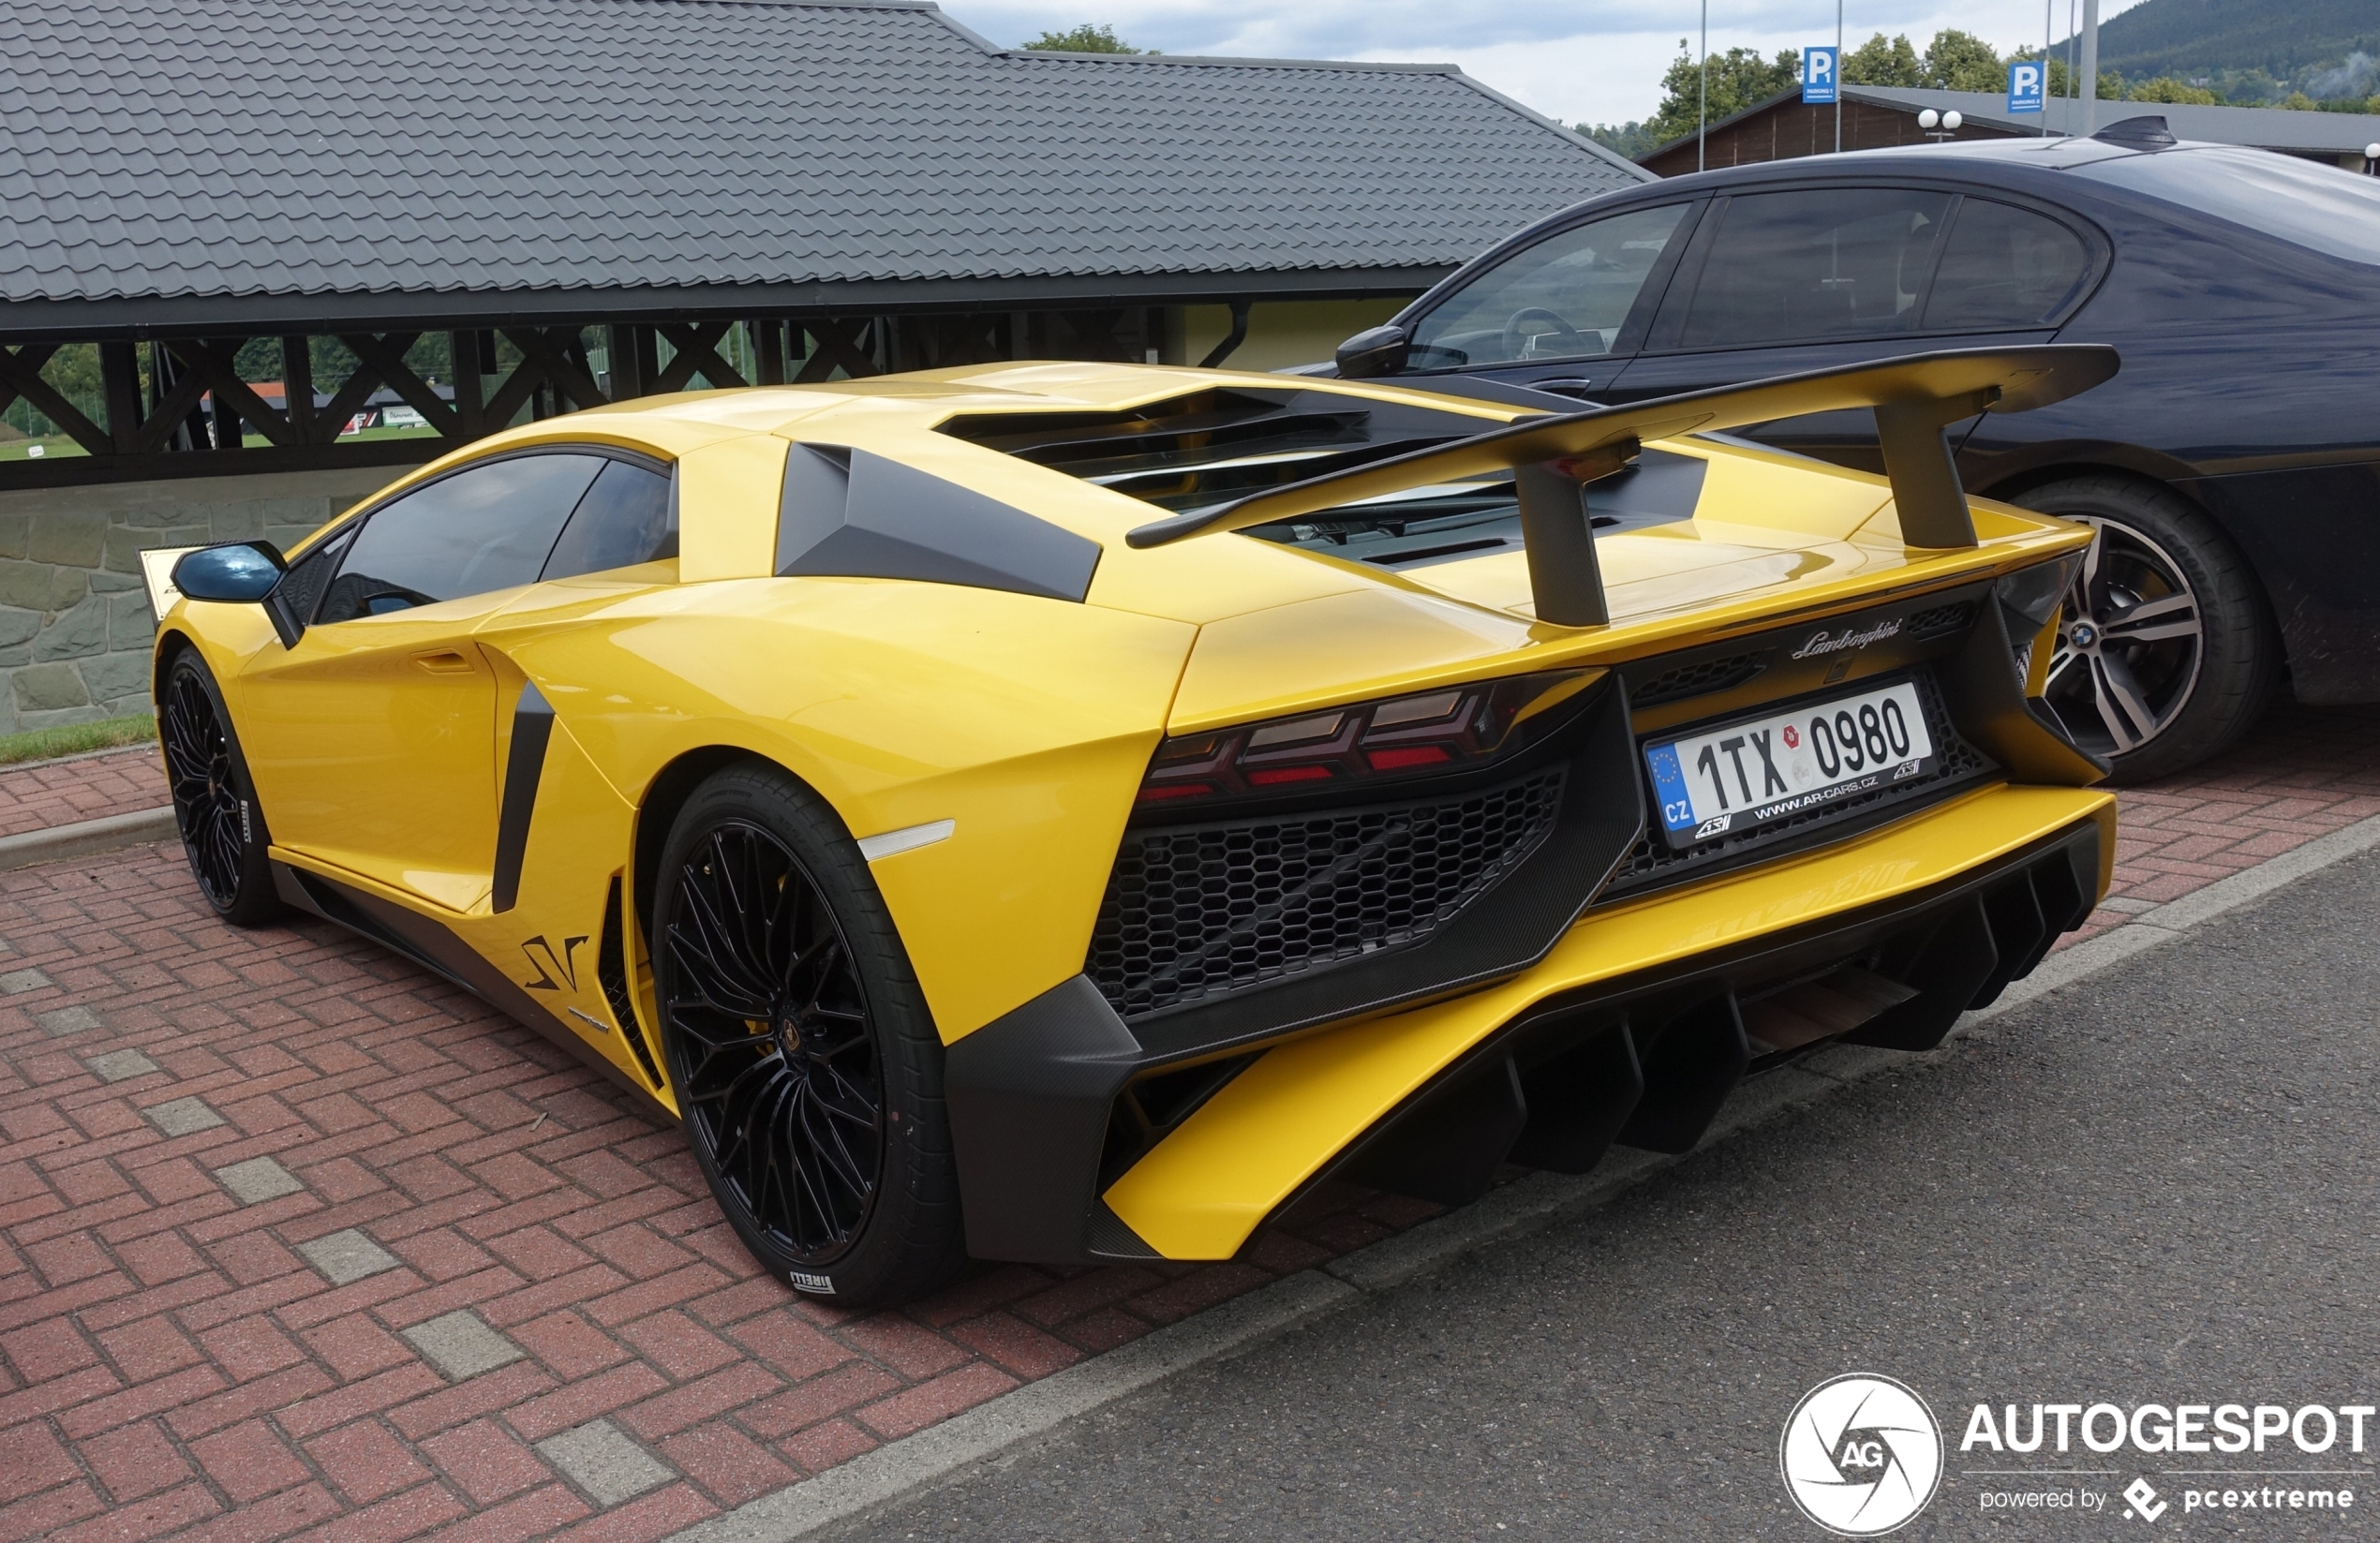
158 650 281 925
653 762 965 1306
2011 477 2277 784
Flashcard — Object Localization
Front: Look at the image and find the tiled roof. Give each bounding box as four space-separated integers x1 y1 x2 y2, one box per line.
0 0 1646 324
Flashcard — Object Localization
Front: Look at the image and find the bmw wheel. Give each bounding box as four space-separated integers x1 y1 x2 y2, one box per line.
653 762 966 1306
159 650 281 925
2012 477 2277 783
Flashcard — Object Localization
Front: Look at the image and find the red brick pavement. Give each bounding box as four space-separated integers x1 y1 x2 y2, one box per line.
0 701 2374 1542
0 841 1432 1543
0 748 168 840
2060 698 2380 948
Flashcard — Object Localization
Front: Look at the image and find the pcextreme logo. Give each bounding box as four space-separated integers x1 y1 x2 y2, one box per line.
1780 1373 1945 1536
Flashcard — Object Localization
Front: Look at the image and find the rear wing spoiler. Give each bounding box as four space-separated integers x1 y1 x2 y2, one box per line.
1126 346 2120 627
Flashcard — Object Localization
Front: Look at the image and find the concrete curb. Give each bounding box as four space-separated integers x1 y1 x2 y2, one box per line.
0 806 176 872
666 811 2380 1542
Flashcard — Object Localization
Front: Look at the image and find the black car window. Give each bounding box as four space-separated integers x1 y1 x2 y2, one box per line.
1680 188 1954 349
2074 145 2380 268
1407 203 1691 369
541 458 677 580
317 453 605 623
1923 199 2092 331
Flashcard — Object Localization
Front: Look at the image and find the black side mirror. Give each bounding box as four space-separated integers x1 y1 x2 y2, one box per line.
1334 324 1411 379
171 541 286 603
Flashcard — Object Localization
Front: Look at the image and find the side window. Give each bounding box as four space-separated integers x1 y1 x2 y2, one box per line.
540 459 677 581
317 453 605 623
1679 188 1954 349
1921 199 2092 332
1407 203 1692 369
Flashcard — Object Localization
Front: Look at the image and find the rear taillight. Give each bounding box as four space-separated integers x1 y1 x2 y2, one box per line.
1138 670 1593 809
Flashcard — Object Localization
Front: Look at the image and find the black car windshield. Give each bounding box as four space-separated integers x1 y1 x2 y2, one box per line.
2073 145 2380 267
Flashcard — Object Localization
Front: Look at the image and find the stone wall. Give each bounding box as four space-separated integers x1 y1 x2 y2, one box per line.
0 466 409 733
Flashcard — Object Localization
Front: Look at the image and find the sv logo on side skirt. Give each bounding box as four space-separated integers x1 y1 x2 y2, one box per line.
521 934 590 992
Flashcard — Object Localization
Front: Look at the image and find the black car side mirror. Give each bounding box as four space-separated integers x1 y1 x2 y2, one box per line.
1335 324 1411 378
171 541 286 603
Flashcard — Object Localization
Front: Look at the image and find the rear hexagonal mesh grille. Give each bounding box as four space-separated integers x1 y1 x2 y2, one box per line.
1089 770 1565 1018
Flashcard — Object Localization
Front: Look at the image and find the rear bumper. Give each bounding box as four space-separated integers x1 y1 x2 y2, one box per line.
949 781 2112 1264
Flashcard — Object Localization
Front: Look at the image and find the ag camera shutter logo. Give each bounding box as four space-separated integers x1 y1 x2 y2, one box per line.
1780 1373 1944 1535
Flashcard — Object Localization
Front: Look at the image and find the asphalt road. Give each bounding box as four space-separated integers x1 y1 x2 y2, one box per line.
822 851 2380 1541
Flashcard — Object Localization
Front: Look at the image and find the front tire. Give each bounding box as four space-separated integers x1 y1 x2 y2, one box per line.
159 650 281 926
652 763 965 1307
2010 476 2278 784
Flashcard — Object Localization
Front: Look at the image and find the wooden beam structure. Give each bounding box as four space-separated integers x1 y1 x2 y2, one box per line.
0 305 1170 489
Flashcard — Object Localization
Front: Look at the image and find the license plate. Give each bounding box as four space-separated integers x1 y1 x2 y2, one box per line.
1644 680 1936 849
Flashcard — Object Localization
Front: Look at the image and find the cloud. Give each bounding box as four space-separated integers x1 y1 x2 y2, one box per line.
951 1 2153 124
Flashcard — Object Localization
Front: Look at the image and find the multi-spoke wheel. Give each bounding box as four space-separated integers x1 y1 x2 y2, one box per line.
2015 477 2276 783
654 764 964 1305
159 651 280 924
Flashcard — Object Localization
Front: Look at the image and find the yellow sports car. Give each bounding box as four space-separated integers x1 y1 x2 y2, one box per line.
153 349 2117 1306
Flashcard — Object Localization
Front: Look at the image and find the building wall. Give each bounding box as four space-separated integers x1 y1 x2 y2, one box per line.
0 466 402 731
1171 299 1413 374
1640 102 2016 178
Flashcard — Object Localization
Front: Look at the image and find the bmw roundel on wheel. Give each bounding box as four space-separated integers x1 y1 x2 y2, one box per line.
150 349 2123 1306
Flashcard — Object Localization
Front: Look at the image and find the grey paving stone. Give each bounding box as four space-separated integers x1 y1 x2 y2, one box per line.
145 1095 225 1136
296 1228 400 1285
212 1155 304 1204
536 1419 673 1506
403 1310 525 1381
86 1048 159 1083
0 966 53 994
35 1005 103 1037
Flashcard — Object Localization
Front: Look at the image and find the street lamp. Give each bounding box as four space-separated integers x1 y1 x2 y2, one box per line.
2365 141 2379 175
1917 108 1963 143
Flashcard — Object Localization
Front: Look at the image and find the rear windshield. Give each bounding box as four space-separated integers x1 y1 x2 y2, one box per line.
2073 145 2380 267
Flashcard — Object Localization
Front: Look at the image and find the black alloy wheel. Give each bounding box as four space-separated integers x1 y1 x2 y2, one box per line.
664 821 883 1258
159 651 280 925
2014 476 2277 784
653 764 964 1304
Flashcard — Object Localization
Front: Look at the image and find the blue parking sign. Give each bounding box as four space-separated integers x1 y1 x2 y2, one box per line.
1803 45 1838 105
2006 59 2045 113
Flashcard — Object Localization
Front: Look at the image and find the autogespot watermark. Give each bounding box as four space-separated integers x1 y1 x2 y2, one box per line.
1779 1373 1945 1536
1783 1380 2375 1531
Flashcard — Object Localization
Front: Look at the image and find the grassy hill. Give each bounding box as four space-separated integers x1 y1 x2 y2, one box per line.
2066 0 2380 98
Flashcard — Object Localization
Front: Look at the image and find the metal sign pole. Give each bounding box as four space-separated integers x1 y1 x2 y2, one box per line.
2078 0 2100 136
1698 0 1708 172
1835 0 1843 153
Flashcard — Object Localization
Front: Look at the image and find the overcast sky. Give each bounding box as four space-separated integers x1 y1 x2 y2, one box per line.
946 2 2154 126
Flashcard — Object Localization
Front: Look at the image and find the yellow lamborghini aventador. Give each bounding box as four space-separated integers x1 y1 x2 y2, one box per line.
151 349 2118 1305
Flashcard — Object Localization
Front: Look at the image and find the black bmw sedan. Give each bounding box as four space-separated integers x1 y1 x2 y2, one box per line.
1331 119 2380 779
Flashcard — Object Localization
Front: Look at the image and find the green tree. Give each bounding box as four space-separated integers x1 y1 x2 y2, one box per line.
2128 76 2222 104
1843 32 1923 88
1020 23 1142 53
1644 41 1802 146
1579 120 1661 158
1923 30 2004 92
2036 55 2126 100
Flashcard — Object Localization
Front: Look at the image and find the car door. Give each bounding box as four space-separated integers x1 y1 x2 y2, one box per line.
1396 200 1705 400
234 450 617 912
1601 186 2098 472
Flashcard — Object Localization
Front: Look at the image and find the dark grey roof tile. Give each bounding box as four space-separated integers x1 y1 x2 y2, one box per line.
2 0 1643 309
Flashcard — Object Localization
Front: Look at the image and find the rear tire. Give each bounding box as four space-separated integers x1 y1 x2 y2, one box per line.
2009 476 2277 784
652 762 966 1308
158 650 282 926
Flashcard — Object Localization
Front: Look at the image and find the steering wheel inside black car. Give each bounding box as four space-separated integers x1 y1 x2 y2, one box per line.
1501 306 1591 361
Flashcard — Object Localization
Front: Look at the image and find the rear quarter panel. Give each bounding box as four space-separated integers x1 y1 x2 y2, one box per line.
483 576 1197 1044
